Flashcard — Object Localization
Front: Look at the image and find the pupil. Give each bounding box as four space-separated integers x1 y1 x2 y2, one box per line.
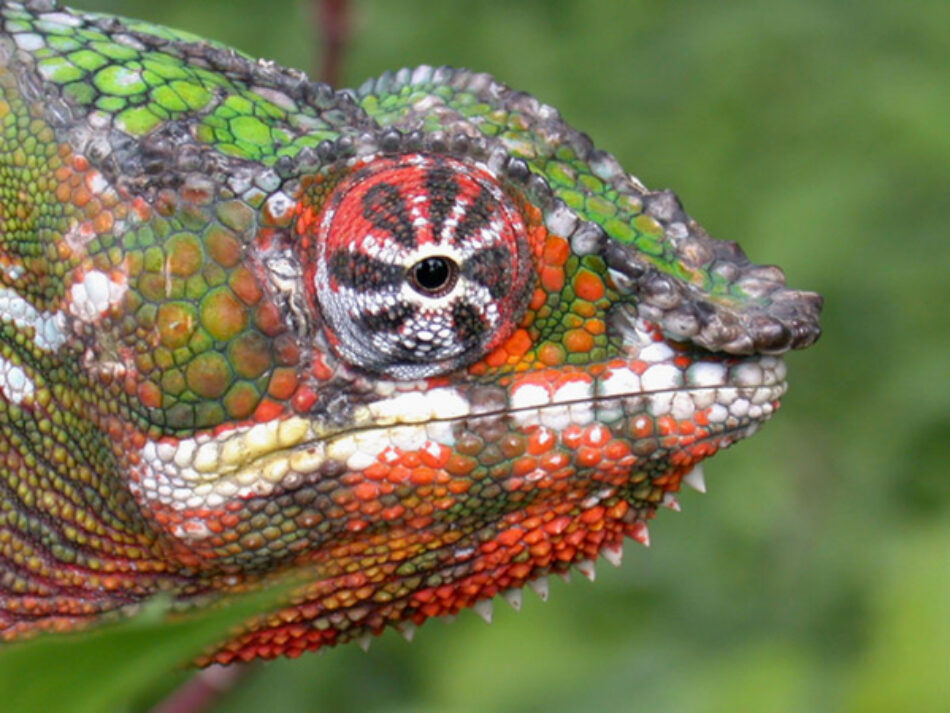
411 256 456 295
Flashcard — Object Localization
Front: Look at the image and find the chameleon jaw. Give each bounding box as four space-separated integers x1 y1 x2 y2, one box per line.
129 318 787 573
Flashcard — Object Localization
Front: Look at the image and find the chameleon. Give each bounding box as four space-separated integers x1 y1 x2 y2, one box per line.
0 0 821 664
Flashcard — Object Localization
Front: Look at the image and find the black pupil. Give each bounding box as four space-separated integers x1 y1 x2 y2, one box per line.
411 256 456 295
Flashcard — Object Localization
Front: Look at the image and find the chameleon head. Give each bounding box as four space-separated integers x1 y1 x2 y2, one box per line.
0 3 822 663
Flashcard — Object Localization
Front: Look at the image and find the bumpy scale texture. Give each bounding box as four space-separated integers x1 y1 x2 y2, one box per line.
0 1 821 664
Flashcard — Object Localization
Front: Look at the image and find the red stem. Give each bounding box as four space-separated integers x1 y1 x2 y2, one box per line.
149 664 255 713
314 0 350 86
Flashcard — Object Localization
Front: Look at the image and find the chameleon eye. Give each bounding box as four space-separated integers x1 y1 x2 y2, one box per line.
309 153 533 379
409 256 457 296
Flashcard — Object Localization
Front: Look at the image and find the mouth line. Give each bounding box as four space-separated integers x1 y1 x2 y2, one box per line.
335 379 787 438
142 377 786 497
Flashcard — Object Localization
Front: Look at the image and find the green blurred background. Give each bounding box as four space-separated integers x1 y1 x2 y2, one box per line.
11 0 950 711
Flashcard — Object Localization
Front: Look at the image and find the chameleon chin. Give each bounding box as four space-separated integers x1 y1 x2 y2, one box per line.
0 0 821 664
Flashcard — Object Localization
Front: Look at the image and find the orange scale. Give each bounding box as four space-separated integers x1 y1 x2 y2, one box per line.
503 477 524 492
447 479 471 495
340 471 362 486
444 454 477 476
377 445 401 464
584 318 606 336
629 416 653 439
420 442 451 468
353 482 379 501
383 464 409 484
253 399 283 422
131 197 151 221
542 235 570 266
583 424 611 447
564 329 594 354
656 415 678 435
575 446 603 468
530 541 552 558
93 211 113 233
540 451 570 471
566 529 588 549
529 287 547 310
511 456 537 477
630 359 649 376
480 541 500 557
574 270 605 302
506 328 533 358
527 427 557 455
509 562 532 579
653 472 677 488
496 527 525 547
484 347 509 368
72 185 91 207
532 474 557 491
580 505 606 525
517 514 542 531
267 368 299 400
668 452 693 470
83 198 103 219
399 451 422 468
540 265 564 292
101 190 120 210
362 461 390 481
360 500 383 519
544 515 571 536
379 505 405 521
407 466 435 485
414 501 435 517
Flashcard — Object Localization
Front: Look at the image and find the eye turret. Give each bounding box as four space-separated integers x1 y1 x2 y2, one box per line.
308 154 534 379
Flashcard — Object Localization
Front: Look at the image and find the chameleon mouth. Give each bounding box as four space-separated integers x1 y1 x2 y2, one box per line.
132 353 786 519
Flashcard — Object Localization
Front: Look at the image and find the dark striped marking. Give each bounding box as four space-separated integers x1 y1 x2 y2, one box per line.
462 246 511 299
358 302 417 334
452 185 494 246
361 182 415 248
451 300 488 346
425 166 460 241
329 250 405 291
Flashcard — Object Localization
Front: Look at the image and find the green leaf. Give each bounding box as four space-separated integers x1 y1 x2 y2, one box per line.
0 587 288 713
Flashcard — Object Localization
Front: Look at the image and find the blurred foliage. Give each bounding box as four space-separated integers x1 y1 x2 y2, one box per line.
2 0 948 711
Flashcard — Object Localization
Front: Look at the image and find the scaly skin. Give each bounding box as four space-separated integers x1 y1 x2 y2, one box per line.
0 1 821 663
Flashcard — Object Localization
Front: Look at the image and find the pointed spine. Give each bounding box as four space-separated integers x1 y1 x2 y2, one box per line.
397 622 416 642
628 521 650 547
576 559 597 582
502 589 522 611
473 599 493 623
603 543 623 567
529 577 550 601
683 465 707 493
